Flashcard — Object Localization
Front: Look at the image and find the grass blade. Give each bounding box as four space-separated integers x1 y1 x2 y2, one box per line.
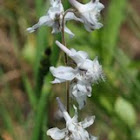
101 0 127 65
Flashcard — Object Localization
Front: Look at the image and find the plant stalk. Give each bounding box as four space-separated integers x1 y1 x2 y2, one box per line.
61 9 74 113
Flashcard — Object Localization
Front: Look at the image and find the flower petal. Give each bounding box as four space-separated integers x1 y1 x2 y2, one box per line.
27 16 52 33
47 127 67 140
55 41 89 65
65 12 82 22
94 0 104 11
71 82 92 97
64 26 75 38
69 128 90 140
70 49 89 65
55 41 72 56
50 66 76 83
79 59 93 71
70 82 91 109
56 97 72 122
74 94 87 110
91 57 104 82
68 0 83 10
77 95 87 109
80 116 95 128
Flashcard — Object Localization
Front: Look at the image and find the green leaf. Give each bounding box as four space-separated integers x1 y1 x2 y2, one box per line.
22 75 37 110
115 97 137 127
101 0 127 65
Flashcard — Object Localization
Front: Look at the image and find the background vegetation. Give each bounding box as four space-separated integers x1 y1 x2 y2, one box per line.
0 0 140 140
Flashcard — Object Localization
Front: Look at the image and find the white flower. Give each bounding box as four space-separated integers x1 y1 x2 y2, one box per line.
50 66 77 84
27 0 81 37
50 41 104 109
70 81 92 109
69 0 104 31
47 97 97 140
55 41 104 83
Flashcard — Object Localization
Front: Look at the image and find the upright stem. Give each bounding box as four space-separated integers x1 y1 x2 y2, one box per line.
61 13 69 113
61 9 74 113
62 10 69 64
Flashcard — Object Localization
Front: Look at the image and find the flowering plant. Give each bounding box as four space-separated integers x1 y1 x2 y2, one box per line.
27 0 104 139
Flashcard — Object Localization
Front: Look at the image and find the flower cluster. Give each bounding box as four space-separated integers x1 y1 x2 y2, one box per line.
27 0 104 139
27 0 81 37
47 97 97 140
50 41 104 109
27 0 104 37
69 0 104 31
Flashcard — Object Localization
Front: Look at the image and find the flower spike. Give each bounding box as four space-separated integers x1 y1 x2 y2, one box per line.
69 0 104 31
47 98 97 140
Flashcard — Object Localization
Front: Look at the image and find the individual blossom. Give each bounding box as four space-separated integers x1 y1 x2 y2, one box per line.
69 0 104 32
50 66 77 84
47 97 97 140
27 0 81 37
50 41 104 109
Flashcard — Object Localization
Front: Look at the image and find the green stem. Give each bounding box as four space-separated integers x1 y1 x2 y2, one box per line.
61 9 74 113
22 75 37 111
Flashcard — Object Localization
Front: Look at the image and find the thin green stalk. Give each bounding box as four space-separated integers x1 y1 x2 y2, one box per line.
31 74 51 140
22 75 37 110
61 10 74 113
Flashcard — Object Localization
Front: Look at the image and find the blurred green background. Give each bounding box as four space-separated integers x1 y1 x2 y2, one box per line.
0 0 140 140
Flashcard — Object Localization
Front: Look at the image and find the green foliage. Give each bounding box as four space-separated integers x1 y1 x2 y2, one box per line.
22 75 37 110
31 74 51 140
